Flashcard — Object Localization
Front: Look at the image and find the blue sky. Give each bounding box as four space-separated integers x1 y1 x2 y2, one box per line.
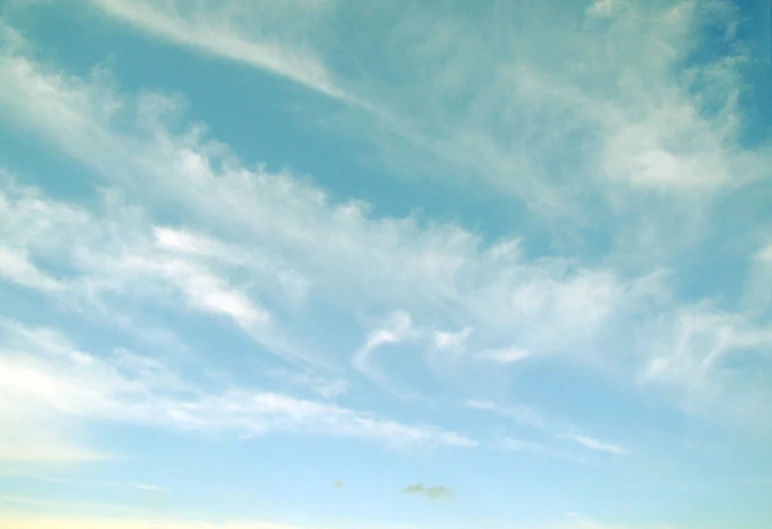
0 0 771 528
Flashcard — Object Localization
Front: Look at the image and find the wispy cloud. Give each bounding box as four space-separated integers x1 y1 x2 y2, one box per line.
0 3 770 528
635 304 772 430
474 347 532 364
1 19 771 437
432 327 472 353
562 435 626 456
0 245 65 292
85 0 348 100
468 400 626 456
352 310 416 388
81 0 769 209
0 45 654 366
0 318 476 462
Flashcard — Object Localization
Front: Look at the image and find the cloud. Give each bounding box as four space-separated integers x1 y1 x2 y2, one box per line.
586 0 620 18
161 260 270 326
401 483 453 500
0 245 65 292
474 346 532 364
0 175 321 368
467 400 626 456
84 0 348 100
40 0 770 320
0 6 770 529
79 0 768 207
1 27 771 436
390 1 766 209
0 45 651 372
0 49 634 358
352 310 416 387
562 435 626 456
432 327 472 352
0 318 476 462
634 304 772 431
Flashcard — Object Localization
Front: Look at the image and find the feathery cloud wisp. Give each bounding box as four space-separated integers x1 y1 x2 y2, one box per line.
0 318 477 461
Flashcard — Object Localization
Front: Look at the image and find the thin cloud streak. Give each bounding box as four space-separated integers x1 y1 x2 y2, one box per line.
0 318 477 460
468 400 627 456
86 0 350 101
563 435 626 455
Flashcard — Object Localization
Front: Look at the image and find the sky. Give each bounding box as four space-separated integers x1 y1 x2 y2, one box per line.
0 0 771 528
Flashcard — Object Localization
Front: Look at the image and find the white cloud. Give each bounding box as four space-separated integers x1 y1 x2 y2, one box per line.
563 435 626 455
352 310 415 385
757 244 772 263
159 259 270 327
153 226 218 256
0 6 769 529
433 327 472 352
586 0 619 18
468 400 626 456
0 31 770 435
0 246 64 291
0 49 640 364
85 0 348 100
0 318 476 461
37 0 767 261
635 305 772 431
0 177 321 367
475 347 532 364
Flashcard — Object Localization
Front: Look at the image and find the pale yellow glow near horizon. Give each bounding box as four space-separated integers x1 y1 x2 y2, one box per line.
0 518 319 529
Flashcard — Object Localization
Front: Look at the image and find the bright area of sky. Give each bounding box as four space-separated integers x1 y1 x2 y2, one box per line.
1 0 771 528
